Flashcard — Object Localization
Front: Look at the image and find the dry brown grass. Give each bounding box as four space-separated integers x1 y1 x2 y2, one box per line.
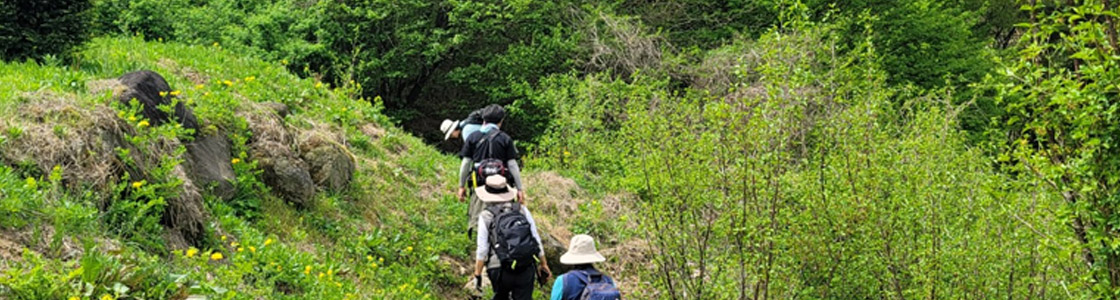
0 91 132 192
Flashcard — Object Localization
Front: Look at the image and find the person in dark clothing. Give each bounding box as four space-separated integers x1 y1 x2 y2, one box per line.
472 175 550 300
456 104 526 234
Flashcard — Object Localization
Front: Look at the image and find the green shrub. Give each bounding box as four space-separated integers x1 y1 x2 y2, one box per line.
0 0 93 61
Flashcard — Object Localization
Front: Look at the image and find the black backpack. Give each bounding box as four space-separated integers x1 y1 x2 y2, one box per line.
487 202 540 272
474 130 509 183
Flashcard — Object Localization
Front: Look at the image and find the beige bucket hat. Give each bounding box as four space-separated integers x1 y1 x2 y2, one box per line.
440 119 461 140
560 234 607 265
476 175 518 202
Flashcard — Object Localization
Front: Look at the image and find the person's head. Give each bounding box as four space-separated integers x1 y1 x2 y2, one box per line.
476 175 518 203
481 104 506 126
560 234 606 265
440 119 461 140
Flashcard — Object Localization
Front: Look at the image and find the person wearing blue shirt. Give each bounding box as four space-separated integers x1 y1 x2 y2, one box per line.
551 235 619 300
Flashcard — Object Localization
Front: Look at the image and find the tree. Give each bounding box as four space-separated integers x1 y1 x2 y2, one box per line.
994 0 1120 295
0 0 93 61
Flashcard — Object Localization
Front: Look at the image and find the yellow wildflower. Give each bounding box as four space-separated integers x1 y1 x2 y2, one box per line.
195 84 205 89
318 272 324 279
128 115 137 122
100 295 113 300
231 158 241 164
405 246 413 252
315 82 323 88
371 262 377 268
210 252 223 260
137 120 149 128
186 247 199 257
244 76 255 82
169 90 181 96
303 265 311 275
131 181 143 189
366 255 373 261
203 92 210 97
237 247 244 252
249 246 256 253
222 80 233 87
230 241 239 247
564 151 571 157
221 235 227 241
264 238 274 246
335 282 342 287
69 297 79 300
213 42 220 47
327 269 333 276
281 59 289 65
159 91 168 97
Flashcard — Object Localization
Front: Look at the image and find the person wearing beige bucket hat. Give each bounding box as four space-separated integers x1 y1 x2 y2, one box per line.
550 235 621 300
471 175 550 300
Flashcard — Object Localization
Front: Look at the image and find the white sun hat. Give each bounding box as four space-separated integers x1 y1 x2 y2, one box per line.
440 119 461 140
476 175 518 202
560 234 607 265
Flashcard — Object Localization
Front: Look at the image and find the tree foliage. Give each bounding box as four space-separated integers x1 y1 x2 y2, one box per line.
993 0 1120 296
0 0 93 61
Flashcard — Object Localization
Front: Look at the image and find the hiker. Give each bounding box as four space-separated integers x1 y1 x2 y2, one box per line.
441 106 486 143
456 104 526 235
472 175 551 300
550 235 621 300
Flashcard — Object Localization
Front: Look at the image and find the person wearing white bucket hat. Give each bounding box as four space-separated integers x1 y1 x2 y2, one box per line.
550 235 621 300
472 175 550 300
441 105 489 142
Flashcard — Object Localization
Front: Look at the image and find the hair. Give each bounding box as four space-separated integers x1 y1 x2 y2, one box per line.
481 104 506 123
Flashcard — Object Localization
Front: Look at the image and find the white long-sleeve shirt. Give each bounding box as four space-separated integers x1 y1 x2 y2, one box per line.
475 202 544 268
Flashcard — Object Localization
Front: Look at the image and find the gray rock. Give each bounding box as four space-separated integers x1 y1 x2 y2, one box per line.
300 135 354 191
259 154 315 207
542 232 571 276
184 133 236 200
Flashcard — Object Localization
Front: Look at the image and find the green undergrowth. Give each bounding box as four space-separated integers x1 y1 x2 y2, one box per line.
0 37 475 299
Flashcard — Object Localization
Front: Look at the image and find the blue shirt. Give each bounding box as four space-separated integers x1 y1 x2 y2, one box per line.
550 268 614 300
460 123 481 143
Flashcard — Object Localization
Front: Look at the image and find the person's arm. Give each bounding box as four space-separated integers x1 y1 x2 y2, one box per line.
474 212 491 277
550 275 565 300
506 138 526 202
523 207 550 274
458 157 473 201
507 159 524 190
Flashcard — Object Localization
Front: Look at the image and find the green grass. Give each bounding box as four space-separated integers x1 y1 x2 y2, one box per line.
0 37 477 299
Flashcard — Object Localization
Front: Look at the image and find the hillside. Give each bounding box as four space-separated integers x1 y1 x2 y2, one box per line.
0 37 636 299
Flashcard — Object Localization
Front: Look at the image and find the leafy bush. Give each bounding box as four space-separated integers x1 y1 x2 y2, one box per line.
525 11 1078 298
0 0 93 61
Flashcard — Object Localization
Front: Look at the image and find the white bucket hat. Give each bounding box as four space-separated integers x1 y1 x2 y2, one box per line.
560 234 606 265
476 175 518 202
440 119 461 140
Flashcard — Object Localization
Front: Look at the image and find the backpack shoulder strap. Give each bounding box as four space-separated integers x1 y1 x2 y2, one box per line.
475 129 502 159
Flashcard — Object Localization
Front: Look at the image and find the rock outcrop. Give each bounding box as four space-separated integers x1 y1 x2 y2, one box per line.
241 103 316 207
299 132 354 191
183 133 236 200
116 70 199 133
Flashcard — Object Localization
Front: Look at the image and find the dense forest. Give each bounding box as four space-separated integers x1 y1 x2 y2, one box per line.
1 0 1119 299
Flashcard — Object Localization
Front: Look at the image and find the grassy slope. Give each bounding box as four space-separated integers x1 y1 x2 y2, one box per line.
0 37 485 299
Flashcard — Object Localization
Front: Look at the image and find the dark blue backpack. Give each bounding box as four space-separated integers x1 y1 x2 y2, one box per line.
571 270 621 300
